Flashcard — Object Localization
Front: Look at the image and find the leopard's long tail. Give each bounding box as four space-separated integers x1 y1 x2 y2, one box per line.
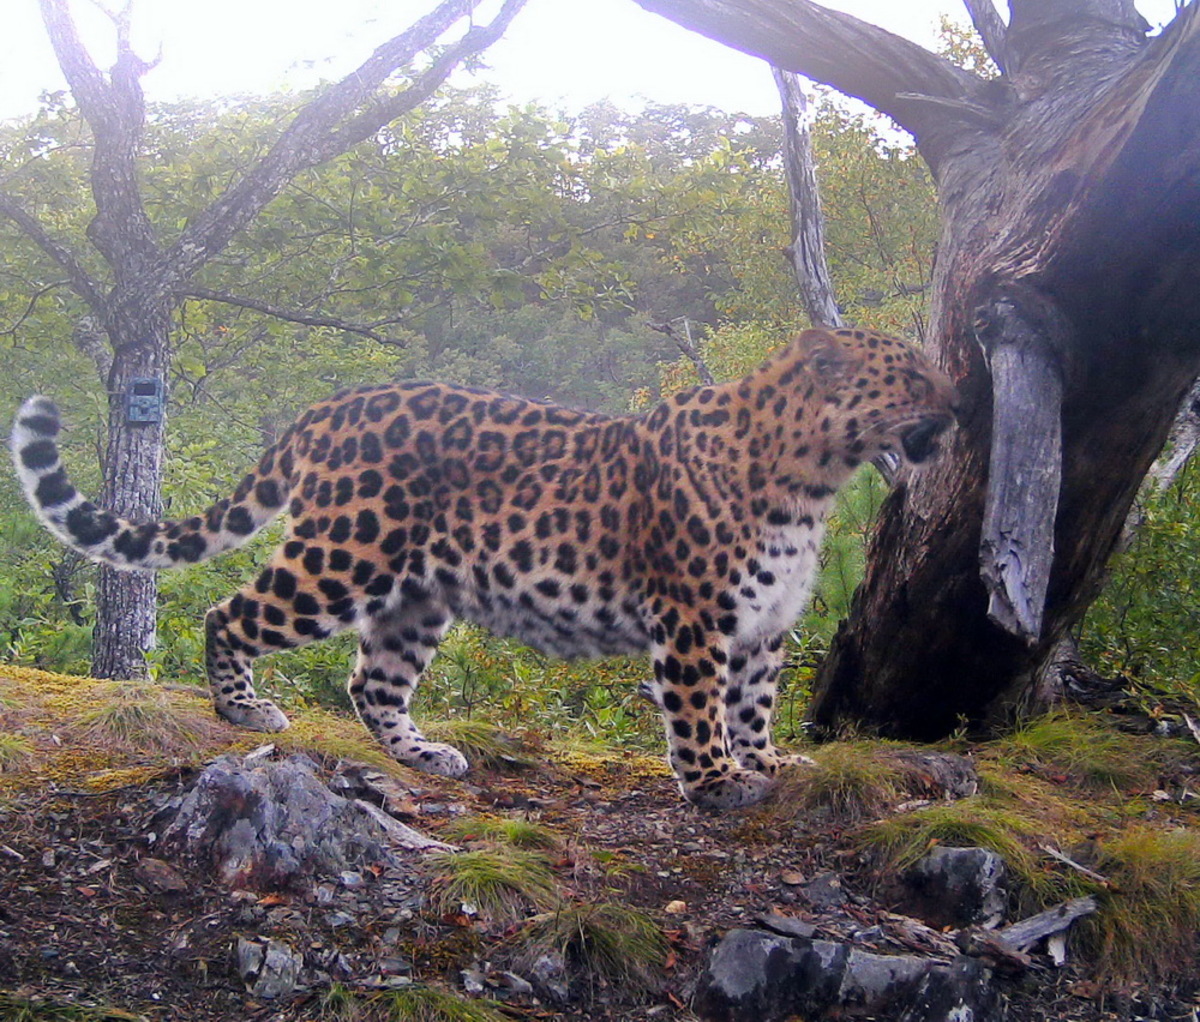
10 395 291 571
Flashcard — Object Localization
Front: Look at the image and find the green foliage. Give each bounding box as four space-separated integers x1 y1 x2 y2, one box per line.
1081 459 1200 701
936 17 1002 79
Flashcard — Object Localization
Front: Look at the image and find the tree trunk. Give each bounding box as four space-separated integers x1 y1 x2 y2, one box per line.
91 306 169 679
634 0 1200 737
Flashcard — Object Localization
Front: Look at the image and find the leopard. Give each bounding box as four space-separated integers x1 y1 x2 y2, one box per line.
11 326 957 810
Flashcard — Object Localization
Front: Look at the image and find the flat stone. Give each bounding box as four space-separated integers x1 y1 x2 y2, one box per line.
161 752 448 891
694 928 1000 1022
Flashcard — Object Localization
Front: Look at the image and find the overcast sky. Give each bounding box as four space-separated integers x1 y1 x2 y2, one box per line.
0 0 1184 120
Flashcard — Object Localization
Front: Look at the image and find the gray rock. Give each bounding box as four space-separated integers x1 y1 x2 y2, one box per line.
755 912 817 940
903 847 1008 929
799 872 847 911
236 936 303 1000
461 961 487 996
491 970 535 997
528 950 571 1004
897 956 1002 1022
378 955 412 976
694 929 1001 1022
162 752 446 891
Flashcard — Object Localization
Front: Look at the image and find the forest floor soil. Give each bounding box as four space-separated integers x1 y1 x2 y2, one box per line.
1 665 1197 1021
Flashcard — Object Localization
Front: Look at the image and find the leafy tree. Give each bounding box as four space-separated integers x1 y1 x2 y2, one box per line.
0 0 527 678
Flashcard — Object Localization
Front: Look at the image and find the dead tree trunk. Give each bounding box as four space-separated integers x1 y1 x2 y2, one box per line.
634 0 1200 737
772 68 843 330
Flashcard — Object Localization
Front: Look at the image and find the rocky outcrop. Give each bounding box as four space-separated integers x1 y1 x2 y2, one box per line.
161 748 452 891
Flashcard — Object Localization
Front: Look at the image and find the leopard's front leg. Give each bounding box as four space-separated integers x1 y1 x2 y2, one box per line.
650 612 776 810
726 634 813 777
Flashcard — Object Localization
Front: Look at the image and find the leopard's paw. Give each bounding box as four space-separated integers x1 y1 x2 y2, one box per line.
681 768 775 811
217 698 290 732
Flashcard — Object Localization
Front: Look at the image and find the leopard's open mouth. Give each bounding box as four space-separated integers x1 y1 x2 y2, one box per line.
899 416 951 463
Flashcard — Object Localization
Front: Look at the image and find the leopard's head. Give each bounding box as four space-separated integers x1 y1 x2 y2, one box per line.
780 327 959 474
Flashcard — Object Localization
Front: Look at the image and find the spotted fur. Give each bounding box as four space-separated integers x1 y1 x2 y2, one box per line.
11 327 957 809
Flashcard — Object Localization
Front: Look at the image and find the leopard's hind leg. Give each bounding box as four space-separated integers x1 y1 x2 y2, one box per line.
204 553 350 732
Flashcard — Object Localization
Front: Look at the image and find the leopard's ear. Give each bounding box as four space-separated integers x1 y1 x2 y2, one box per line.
796 329 853 383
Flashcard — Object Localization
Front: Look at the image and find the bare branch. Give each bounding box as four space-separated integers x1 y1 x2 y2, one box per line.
36 0 111 118
161 0 530 290
962 0 1010 73
324 0 529 156
1149 376 1200 491
649 318 716 386
0 279 71 337
39 0 159 272
0 190 105 309
177 286 411 347
632 0 987 165
772 68 841 330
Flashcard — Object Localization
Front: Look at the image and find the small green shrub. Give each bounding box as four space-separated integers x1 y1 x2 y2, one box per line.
1083 457 1200 702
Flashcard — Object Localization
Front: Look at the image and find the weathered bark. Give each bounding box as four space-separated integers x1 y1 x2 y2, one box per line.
3 0 528 678
772 68 843 330
635 0 1200 736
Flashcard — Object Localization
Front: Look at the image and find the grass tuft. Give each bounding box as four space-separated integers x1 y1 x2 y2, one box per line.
518 902 667 994
270 708 414 776
381 987 509 1022
70 681 218 755
0 992 147 1020
857 800 1071 901
995 712 1159 790
442 813 563 851
773 742 904 822
427 847 559 923
1083 827 1200 985
318 984 507 1022
423 717 536 770
0 733 37 773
